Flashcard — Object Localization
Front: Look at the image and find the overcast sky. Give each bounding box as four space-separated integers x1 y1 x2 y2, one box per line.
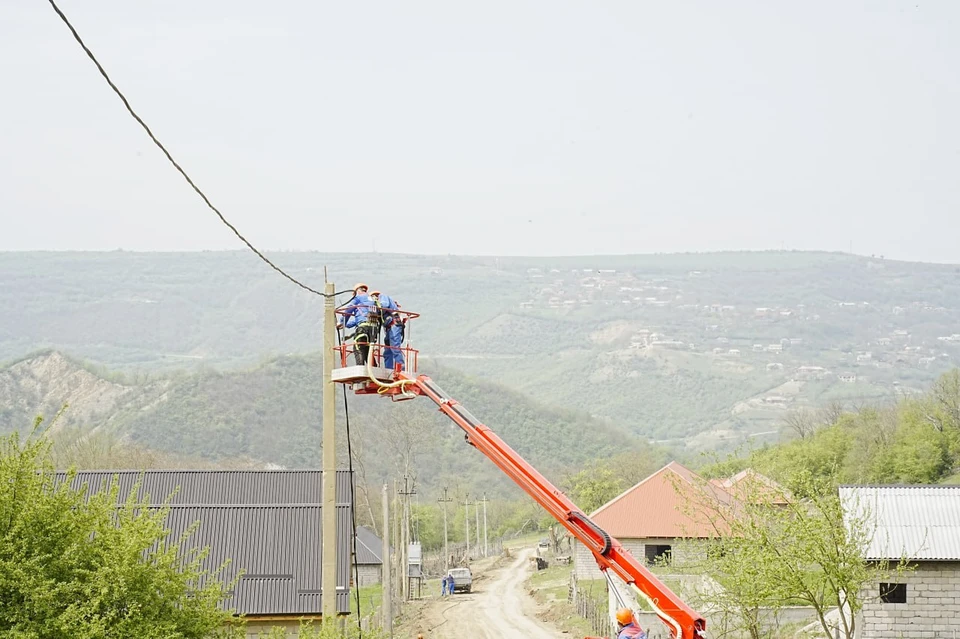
1 1 957 261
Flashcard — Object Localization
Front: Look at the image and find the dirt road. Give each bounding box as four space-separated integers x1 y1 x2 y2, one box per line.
411 548 565 639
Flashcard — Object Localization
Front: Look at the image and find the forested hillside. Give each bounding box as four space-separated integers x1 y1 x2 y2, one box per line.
0 351 639 498
3 250 959 449
702 370 960 491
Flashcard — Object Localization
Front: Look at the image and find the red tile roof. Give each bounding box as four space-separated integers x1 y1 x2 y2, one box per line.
720 468 790 505
590 461 735 539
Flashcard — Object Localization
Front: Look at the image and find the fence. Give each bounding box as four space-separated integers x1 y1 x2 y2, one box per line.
569 573 614 639
421 537 505 578
358 606 383 632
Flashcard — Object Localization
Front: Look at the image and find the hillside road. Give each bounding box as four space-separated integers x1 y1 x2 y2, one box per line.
413 548 565 639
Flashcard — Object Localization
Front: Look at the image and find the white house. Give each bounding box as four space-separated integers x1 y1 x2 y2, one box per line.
840 485 960 638
355 526 386 586
575 462 738 580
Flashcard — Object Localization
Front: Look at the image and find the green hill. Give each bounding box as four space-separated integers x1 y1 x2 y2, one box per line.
700 370 960 494
0 351 640 498
2 250 959 450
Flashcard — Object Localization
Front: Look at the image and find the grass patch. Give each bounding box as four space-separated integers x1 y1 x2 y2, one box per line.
941 472 960 485
525 561 605 637
351 583 382 615
527 564 569 589
504 532 542 550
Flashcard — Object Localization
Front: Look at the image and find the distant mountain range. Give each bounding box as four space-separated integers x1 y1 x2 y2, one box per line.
2 250 958 451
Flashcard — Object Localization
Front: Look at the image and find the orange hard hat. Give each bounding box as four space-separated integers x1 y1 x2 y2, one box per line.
616 607 634 625
353 282 369 292
369 290 381 296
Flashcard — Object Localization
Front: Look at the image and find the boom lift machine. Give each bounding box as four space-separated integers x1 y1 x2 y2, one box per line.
333 304 706 639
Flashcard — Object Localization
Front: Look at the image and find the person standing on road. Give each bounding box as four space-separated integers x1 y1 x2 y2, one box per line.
615 608 647 639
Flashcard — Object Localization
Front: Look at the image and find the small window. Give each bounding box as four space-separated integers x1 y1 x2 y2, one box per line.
645 544 672 566
880 583 907 604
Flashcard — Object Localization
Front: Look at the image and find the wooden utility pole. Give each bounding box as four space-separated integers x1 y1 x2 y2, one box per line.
481 493 489 558
381 485 393 638
463 493 471 563
438 487 453 571
321 281 337 623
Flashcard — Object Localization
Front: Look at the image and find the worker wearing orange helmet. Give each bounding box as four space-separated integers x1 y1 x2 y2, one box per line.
615 608 646 639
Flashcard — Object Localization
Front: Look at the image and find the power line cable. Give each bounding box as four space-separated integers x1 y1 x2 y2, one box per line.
45 0 345 299
337 326 363 636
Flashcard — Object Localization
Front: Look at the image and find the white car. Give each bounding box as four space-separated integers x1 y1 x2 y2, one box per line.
447 567 473 593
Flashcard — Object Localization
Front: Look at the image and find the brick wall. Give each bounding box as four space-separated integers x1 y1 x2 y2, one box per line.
860 561 960 638
356 564 381 587
575 537 703 579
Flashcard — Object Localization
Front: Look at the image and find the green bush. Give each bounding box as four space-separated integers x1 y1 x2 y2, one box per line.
0 420 235 638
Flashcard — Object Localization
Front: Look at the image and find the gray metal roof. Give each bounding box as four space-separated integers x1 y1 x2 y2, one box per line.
60 469 350 504
840 485 960 561
61 470 355 615
356 525 383 565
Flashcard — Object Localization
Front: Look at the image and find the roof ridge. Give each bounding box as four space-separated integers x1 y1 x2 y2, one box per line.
665 462 698 484
591 462 679 517
148 503 338 508
355 535 381 563
840 484 960 489
59 469 330 474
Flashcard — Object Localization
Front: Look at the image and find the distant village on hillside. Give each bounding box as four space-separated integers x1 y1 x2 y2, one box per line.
516 266 960 397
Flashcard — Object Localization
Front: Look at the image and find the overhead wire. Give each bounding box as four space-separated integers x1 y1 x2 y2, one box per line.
336 322 364 636
46 4 402 630
44 0 350 300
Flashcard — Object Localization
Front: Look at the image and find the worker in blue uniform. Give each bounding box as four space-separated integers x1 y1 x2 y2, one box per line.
369 290 405 371
616 608 647 639
342 283 380 366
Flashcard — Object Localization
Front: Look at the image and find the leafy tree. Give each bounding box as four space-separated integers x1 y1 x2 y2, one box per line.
564 448 667 515
915 369 960 433
0 421 238 638
679 471 907 639
565 464 624 514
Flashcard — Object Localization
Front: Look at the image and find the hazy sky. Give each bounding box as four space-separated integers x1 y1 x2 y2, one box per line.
1 1 957 261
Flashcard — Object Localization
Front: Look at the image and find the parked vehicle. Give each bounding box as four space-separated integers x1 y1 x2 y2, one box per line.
446 567 473 593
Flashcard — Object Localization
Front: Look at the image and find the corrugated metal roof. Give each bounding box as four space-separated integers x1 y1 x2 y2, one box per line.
840 485 960 561
58 469 341 505
355 526 383 565
60 470 355 615
590 461 733 539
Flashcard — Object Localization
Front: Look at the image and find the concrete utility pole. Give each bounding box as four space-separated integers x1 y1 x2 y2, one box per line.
481 493 489 558
381 485 393 638
321 281 337 623
475 498 481 553
392 480 401 600
463 494 471 563
398 476 416 600
438 487 453 571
